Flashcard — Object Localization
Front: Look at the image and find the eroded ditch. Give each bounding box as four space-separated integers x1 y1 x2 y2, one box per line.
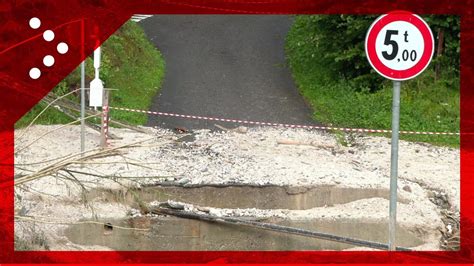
60 185 424 251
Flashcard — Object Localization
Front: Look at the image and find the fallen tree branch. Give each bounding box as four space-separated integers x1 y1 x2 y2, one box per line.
14 136 161 186
16 89 81 142
43 93 152 134
15 113 102 155
50 104 121 140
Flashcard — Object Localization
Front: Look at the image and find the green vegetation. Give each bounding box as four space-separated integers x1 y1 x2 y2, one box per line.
286 15 460 147
16 21 165 127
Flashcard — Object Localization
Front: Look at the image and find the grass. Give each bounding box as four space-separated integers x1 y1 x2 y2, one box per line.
16 21 165 128
286 16 460 147
102 21 165 124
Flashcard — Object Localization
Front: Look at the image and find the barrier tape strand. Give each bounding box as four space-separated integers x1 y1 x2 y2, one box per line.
109 106 460 136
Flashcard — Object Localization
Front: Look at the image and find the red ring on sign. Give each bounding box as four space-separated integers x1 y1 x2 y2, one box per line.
365 11 434 81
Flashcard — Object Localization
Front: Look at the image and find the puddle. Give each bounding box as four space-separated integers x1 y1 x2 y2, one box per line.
88 185 408 210
65 216 423 250
72 185 418 250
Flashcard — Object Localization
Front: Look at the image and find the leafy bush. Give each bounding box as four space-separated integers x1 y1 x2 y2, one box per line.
286 15 460 147
286 15 460 91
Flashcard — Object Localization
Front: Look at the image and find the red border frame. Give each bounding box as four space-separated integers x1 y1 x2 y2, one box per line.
365 11 435 81
0 0 472 264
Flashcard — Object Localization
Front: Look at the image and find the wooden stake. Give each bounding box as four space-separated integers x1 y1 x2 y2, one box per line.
100 90 110 148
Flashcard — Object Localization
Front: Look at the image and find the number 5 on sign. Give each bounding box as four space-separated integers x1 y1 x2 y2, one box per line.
365 11 434 251
365 11 434 81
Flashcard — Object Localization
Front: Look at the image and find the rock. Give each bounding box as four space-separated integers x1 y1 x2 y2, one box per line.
427 191 436 198
236 126 248 134
402 185 412 193
197 206 210 213
178 178 190 184
447 224 453 234
18 206 29 216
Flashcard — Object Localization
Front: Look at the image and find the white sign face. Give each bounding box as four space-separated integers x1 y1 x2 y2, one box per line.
375 21 425 71
365 12 434 81
89 78 104 107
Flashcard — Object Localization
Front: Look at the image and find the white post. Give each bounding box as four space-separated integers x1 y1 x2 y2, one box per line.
89 46 103 107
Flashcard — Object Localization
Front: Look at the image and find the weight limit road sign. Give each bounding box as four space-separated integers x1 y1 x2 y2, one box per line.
365 11 434 81
365 11 435 251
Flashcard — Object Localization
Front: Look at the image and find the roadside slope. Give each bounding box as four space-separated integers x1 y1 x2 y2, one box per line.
16 21 165 127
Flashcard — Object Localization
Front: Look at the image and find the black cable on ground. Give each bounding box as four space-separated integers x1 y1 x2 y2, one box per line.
151 206 412 251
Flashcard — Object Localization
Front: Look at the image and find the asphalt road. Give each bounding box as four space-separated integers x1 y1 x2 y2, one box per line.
142 15 317 130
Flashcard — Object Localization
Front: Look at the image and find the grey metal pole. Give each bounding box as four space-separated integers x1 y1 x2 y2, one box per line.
80 19 85 154
389 80 401 251
80 61 85 153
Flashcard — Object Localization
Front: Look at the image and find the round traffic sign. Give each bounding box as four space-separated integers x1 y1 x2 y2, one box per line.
365 11 434 81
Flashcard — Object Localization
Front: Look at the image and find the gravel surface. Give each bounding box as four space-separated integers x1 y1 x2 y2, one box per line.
14 125 459 250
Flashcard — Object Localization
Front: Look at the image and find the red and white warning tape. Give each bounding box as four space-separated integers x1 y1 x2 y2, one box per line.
109 106 460 136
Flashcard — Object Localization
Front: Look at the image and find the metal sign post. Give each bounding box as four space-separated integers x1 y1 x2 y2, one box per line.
80 62 85 153
365 11 434 251
80 19 85 154
389 80 401 250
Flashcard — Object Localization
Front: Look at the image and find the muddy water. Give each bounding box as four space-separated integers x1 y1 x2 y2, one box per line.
65 217 423 251
88 185 408 210
70 185 419 250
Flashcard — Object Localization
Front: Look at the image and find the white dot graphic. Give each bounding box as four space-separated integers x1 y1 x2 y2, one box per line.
43 30 54 42
29 17 41 29
29 68 41 79
57 42 68 54
43 55 55 67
